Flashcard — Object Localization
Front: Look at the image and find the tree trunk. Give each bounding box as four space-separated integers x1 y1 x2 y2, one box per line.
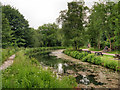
98 37 101 50
108 37 112 51
74 41 77 50
98 42 101 50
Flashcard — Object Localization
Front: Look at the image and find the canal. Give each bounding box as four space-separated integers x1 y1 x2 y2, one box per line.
32 49 119 88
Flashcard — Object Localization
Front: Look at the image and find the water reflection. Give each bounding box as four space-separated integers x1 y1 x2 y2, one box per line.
58 63 63 74
32 53 105 86
64 63 68 67
80 75 90 85
76 75 104 85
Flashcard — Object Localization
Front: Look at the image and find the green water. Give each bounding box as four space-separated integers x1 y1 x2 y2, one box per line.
32 53 105 86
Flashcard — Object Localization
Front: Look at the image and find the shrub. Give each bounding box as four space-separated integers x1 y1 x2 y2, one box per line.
25 47 65 56
102 59 118 70
63 50 88 60
64 49 119 71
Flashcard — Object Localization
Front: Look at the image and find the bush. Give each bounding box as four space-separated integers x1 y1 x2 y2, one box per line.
63 50 88 60
25 47 65 56
102 59 118 70
64 49 120 71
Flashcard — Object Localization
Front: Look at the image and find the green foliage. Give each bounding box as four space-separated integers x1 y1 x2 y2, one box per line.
2 47 20 64
87 1 119 50
2 13 12 48
2 5 30 47
64 49 120 71
57 1 88 49
2 50 77 88
63 49 88 60
89 48 102 51
101 56 119 70
82 55 101 65
37 23 61 47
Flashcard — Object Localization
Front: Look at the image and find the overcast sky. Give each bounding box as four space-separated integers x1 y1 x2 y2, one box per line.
1 0 100 29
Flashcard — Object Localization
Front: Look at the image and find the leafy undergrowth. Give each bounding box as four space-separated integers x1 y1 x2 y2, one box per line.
2 50 77 88
63 49 120 71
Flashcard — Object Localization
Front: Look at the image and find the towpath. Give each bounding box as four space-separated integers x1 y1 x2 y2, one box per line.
82 49 115 56
0 54 15 71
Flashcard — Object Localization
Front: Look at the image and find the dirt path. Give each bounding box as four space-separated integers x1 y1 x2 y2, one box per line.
50 49 119 88
0 54 15 71
82 49 115 56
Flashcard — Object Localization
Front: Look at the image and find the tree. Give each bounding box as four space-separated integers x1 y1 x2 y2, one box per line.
57 1 88 50
2 13 13 48
114 1 120 51
37 23 61 47
88 2 106 49
104 2 117 50
2 5 29 47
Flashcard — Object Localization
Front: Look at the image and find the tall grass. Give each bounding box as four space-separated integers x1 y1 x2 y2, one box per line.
2 50 77 88
2 47 20 65
1 47 65 65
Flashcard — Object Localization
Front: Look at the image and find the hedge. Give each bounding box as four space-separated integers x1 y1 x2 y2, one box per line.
63 49 120 71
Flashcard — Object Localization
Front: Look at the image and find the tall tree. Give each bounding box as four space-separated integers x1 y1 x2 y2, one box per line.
88 2 106 49
104 2 116 50
114 1 120 51
2 13 13 48
37 23 61 47
57 1 88 50
2 5 29 47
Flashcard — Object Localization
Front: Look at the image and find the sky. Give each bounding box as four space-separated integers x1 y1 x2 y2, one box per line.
1 0 101 29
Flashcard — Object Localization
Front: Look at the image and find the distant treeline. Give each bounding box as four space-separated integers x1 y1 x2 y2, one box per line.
2 0 120 51
2 5 61 48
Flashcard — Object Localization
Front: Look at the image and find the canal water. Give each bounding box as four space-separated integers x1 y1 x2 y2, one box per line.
31 50 119 88
32 54 106 87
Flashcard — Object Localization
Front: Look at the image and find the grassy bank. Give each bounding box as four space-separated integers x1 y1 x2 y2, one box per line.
25 47 65 56
2 47 20 65
63 49 120 71
1 47 65 65
2 49 77 88
89 47 120 54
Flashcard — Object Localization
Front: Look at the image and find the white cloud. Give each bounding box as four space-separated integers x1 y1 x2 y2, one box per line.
1 0 100 29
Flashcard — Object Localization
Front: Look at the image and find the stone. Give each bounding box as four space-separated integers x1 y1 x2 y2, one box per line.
66 70 74 74
73 74 78 77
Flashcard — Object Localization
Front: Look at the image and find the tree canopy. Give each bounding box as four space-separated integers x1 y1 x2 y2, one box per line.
2 1 120 52
57 1 88 50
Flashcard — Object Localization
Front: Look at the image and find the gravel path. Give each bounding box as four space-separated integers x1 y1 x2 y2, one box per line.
82 49 115 56
0 54 15 71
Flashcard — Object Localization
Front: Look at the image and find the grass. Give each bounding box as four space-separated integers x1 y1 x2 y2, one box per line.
2 49 77 88
1 47 65 65
89 47 102 51
2 47 20 65
107 51 120 54
89 47 120 54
